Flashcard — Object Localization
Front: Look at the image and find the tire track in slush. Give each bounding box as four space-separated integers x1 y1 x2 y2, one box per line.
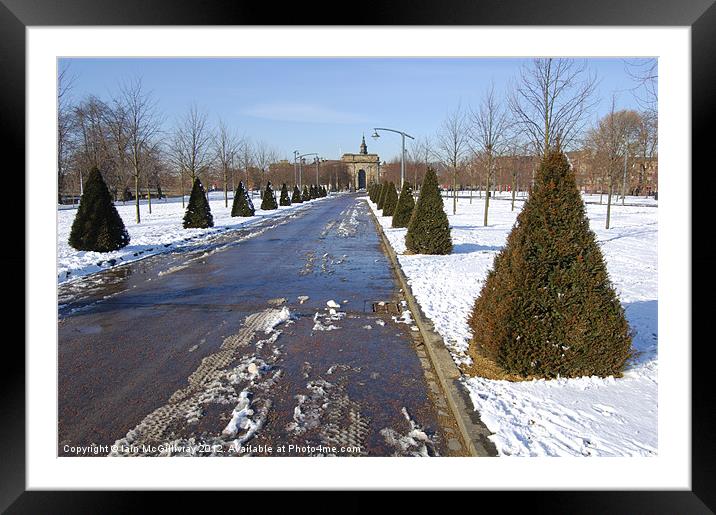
109 307 289 456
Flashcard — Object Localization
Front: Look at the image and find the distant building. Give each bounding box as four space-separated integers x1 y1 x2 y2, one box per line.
341 136 380 190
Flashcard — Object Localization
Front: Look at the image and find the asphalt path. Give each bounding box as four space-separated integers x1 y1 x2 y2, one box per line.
58 193 459 457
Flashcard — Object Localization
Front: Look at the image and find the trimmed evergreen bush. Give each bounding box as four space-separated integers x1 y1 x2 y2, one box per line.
292 185 303 203
261 182 278 210
319 185 327 197
309 184 317 200
405 167 452 255
302 185 311 202
392 181 415 228
279 183 292 206
467 149 632 379
183 177 214 228
69 167 130 252
382 182 399 217
372 183 381 203
377 183 388 210
231 181 255 217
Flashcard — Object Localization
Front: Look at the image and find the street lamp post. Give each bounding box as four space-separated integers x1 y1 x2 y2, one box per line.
372 127 414 189
293 150 299 186
315 157 326 189
297 152 318 188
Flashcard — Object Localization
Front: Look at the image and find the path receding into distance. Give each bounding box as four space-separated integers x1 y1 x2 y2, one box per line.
58 193 466 457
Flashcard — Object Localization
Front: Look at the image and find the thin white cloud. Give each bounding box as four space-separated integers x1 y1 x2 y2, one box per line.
242 102 370 124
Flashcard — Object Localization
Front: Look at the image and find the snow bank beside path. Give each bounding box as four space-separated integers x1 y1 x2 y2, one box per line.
367 194 658 457
57 192 329 284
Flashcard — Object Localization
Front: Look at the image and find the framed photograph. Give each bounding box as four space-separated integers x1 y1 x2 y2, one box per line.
4 0 713 511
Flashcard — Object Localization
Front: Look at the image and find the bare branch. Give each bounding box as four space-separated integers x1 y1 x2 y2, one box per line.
509 58 599 155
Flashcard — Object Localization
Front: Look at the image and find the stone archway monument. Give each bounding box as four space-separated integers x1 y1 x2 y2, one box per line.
341 135 380 191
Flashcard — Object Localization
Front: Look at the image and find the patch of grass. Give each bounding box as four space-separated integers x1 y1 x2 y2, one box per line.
464 352 540 382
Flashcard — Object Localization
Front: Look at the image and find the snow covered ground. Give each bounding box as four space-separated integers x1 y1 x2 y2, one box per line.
57 191 329 284
368 193 658 457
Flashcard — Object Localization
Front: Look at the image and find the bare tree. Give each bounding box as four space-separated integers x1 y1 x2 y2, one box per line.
437 104 470 214
237 138 255 191
214 119 241 207
119 78 161 223
633 110 658 196
407 135 434 196
624 58 658 114
139 140 166 213
104 100 130 202
57 63 77 203
73 96 111 194
470 84 510 225
509 58 599 155
585 98 641 228
253 140 278 187
169 104 213 207
505 138 530 211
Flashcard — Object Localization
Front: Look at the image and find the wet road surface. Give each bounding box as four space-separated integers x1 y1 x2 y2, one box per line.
58 193 463 457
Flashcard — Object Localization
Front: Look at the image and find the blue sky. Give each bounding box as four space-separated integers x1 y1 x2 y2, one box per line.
59 57 654 161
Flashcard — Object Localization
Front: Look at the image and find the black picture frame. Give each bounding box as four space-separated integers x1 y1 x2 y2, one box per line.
2 0 713 512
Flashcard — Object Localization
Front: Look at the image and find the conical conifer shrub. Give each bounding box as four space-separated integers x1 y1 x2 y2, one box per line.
308 184 317 200
292 185 303 203
405 167 452 255
467 149 632 379
231 181 255 217
382 182 399 217
392 181 415 228
183 177 214 228
261 182 278 210
377 183 388 210
302 185 311 202
69 167 130 252
279 183 292 206
320 185 327 197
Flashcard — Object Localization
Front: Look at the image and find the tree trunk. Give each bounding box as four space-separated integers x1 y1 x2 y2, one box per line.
606 177 613 229
147 175 152 214
224 166 229 208
135 173 141 224
181 170 185 208
621 151 628 205
453 170 457 215
484 165 491 226
511 173 516 211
